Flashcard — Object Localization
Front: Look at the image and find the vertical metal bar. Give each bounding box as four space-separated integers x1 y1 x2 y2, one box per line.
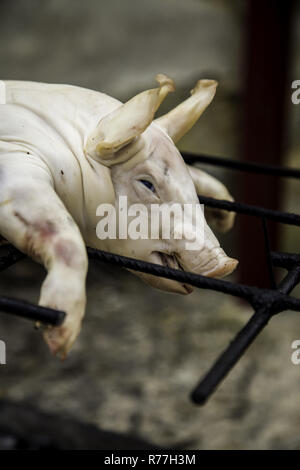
191 307 271 405
191 264 300 405
262 218 277 289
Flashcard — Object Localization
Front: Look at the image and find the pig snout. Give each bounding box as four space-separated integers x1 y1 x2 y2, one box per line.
179 245 238 279
170 214 237 280
192 247 238 278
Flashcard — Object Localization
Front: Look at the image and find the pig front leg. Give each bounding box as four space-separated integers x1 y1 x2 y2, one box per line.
187 165 236 233
0 161 88 358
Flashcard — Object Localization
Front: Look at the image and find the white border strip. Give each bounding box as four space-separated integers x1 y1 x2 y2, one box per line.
0 81 6 104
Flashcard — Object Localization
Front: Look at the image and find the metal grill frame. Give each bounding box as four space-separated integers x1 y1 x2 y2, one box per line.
0 151 299 405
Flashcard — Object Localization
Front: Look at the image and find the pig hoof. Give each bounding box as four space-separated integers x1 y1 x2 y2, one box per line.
43 321 81 359
38 271 86 358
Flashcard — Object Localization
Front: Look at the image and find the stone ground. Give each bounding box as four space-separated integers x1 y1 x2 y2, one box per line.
0 0 300 450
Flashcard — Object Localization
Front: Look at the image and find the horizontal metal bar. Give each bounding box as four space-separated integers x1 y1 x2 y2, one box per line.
87 247 254 301
87 248 300 312
183 152 300 179
198 195 300 226
271 251 300 269
0 297 66 326
1 245 300 310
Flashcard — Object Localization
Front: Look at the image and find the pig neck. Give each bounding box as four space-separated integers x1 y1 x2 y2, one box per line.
74 155 116 249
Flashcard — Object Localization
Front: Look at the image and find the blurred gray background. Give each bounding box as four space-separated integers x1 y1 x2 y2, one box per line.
0 0 300 449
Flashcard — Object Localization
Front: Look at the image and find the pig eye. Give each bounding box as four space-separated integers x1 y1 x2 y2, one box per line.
139 179 156 193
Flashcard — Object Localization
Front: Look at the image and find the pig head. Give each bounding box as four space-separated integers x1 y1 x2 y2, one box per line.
85 74 237 295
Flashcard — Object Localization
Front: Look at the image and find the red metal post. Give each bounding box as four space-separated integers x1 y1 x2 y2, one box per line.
239 0 294 287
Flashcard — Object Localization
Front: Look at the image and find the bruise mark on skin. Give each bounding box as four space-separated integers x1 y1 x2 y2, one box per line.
54 238 79 269
13 211 61 262
13 211 58 260
36 220 58 237
14 211 57 237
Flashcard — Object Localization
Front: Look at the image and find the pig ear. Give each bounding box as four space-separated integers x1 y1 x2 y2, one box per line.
188 164 236 233
85 74 175 162
155 79 217 143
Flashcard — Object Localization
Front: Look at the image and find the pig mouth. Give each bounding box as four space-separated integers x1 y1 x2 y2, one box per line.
152 251 193 294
